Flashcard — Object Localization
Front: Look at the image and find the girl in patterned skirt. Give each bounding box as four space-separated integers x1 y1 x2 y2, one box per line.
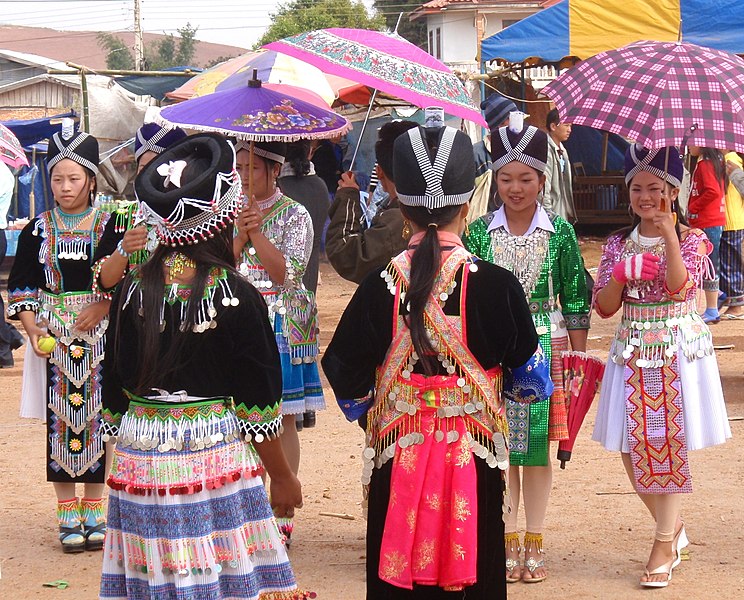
8 124 111 554
593 144 731 588
232 139 324 542
100 133 310 599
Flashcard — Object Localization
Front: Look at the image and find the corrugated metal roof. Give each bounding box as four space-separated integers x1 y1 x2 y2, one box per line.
0 49 66 71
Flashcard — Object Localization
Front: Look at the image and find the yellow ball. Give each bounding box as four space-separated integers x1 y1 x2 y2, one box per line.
38 336 57 353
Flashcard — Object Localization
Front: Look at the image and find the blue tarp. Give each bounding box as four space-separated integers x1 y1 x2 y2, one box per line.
563 125 629 176
1 114 72 219
115 66 201 101
482 0 744 63
1 112 73 148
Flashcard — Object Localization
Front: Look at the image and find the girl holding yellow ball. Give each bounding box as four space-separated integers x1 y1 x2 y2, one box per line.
7 122 111 554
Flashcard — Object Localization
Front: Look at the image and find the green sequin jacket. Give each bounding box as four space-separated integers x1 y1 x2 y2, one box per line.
464 210 590 330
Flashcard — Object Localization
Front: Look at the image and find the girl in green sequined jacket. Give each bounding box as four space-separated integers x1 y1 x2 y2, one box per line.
464 117 589 584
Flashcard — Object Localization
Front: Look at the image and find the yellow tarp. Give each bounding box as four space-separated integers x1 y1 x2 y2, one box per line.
569 0 680 59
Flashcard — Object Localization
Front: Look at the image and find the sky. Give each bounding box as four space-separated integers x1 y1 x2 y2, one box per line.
0 0 378 50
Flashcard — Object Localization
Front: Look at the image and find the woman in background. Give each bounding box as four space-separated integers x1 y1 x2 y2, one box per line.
687 146 726 323
233 139 324 542
465 116 590 583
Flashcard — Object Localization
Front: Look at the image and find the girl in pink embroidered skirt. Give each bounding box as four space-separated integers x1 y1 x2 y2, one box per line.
592 145 731 589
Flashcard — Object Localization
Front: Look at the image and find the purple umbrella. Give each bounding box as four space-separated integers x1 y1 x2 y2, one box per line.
543 40 744 152
158 74 351 142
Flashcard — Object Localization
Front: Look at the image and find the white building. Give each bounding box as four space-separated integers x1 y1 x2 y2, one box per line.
410 0 554 69
410 0 559 137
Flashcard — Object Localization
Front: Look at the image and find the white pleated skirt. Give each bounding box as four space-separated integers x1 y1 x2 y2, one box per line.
592 347 732 453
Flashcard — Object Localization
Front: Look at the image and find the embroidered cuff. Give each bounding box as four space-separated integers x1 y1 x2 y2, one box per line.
564 313 591 330
337 391 374 422
664 274 694 302
234 401 283 442
7 287 39 318
503 344 554 404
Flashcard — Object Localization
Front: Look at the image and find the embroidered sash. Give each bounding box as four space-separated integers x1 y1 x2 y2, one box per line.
40 290 107 478
625 355 692 494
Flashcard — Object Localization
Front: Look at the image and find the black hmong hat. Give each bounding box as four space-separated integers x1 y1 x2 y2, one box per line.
234 139 287 165
625 144 683 188
47 128 100 175
134 122 188 161
393 125 475 209
490 121 548 174
135 132 241 247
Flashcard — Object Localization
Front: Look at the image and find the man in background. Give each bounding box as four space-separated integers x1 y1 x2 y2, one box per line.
471 93 517 219
326 121 417 284
544 108 577 222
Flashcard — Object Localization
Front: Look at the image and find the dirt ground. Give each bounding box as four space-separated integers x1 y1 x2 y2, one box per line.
0 238 742 599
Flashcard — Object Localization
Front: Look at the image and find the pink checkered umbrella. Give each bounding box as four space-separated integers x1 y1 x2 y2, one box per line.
542 40 744 153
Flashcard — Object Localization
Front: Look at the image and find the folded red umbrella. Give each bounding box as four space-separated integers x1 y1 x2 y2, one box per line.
557 351 605 469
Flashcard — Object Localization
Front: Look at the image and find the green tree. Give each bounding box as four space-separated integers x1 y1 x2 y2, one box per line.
96 32 135 70
257 0 385 48
175 24 199 65
374 1 427 49
146 23 200 69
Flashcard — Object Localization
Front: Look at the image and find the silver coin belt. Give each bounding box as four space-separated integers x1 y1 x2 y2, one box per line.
610 300 713 367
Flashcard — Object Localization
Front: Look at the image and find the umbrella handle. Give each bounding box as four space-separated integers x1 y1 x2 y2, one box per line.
348 88 378 172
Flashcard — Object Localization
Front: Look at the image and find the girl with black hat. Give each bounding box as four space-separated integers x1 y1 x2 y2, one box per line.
592 145 730 588
6 122 111 553
100 133 310 599
322 125 551 599
233 139 325 543
464 114 590 583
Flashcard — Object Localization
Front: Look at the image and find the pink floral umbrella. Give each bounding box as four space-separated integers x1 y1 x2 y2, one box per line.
266 28 485 126
0 123 29 168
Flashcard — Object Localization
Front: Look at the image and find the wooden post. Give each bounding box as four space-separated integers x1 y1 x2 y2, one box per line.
601 132 609 174
80 70 90 133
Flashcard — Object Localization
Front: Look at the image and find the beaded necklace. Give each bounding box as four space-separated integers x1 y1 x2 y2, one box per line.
488 226 550 300
626 227 665 256
55 206 93 230
255 187 282 212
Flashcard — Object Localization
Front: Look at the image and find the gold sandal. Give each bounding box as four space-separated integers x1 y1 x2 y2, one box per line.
505 532 522 583
522 532 547 583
